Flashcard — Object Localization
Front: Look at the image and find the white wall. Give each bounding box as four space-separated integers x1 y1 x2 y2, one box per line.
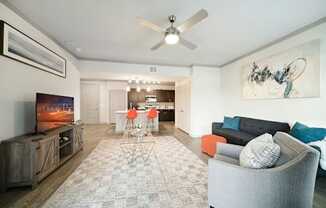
129 84 175 91
0 3 80 141
190 66 223 137
221 22 326 127
78 60 191 81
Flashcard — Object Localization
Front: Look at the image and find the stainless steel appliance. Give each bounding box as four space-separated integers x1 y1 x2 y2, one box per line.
145 95 158 108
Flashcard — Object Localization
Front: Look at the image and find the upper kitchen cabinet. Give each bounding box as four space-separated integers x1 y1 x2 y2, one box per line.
128 89 145 103
156 90 175 102
128 89 175 103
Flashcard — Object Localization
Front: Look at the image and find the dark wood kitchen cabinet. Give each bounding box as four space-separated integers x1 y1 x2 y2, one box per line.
159 109 175 121
128 89 175 103
156 90 175 102
128 89 146 103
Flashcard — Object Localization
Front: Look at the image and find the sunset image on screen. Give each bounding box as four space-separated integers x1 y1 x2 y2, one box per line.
36 93 74 132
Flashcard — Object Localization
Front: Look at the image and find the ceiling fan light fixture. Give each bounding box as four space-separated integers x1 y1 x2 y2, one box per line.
165 33 179 45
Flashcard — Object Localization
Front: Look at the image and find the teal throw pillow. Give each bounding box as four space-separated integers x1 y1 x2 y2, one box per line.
290 122 308 137
222 116 240 130
290 122 326 143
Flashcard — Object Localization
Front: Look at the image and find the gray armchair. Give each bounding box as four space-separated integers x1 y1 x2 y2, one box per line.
208 132 320 208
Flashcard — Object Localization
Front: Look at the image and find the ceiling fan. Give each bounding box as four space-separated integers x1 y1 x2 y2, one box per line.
137 9 208 51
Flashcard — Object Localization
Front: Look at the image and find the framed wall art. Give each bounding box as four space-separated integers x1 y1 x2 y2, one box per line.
242 39 320 99
0 20 66 78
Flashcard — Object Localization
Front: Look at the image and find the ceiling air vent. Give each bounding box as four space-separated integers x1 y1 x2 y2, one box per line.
149 66 157 73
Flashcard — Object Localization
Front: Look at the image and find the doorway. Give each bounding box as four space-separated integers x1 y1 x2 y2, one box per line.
81 82 100 124
109 89 127 123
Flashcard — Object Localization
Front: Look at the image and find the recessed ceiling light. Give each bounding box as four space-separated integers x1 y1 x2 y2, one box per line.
136 86 141 92
126 86 131 92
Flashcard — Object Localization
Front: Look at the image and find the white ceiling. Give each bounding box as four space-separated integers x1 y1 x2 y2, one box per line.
4 0 326 67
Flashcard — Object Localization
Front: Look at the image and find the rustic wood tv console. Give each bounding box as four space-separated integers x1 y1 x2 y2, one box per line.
0 124 83 191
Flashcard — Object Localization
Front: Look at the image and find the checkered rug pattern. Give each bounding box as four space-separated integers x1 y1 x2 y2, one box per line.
42 136 208 208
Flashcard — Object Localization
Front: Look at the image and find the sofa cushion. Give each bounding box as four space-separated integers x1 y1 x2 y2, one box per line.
215 154 239 166
240 133 281 169
212 128 255 145
238 117 290 136
222 116 240 130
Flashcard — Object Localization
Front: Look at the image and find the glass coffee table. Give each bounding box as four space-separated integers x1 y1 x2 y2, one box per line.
120 128 155 163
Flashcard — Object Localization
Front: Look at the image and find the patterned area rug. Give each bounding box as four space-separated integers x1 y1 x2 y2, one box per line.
42 136 208 208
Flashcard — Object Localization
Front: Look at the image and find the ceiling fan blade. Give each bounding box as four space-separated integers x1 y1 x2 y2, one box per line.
151 40 165 50
177 9 208 33
137 17 164 33
179 38 197 50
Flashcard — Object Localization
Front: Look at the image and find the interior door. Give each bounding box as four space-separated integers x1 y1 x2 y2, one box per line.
175 80 190 133
175 84 184 129
81 82 100 124
109 89 127 123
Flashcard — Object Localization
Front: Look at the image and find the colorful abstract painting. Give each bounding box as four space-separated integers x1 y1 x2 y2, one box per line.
242 40 320 99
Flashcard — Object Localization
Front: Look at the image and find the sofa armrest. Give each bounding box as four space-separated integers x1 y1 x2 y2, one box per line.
212 122 223 128
310 145 321 154
212 122 223 134
208 150 319 208
216 143 243 159
208 158 276 208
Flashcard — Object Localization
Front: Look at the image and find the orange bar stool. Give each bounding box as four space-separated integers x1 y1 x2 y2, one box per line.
124 108 138 138
146 108 158 136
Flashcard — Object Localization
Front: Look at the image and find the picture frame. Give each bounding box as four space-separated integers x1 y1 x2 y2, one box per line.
0 20 66 78
241 39 320 99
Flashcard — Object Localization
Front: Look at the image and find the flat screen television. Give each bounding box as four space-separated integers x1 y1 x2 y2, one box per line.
36 93 74 133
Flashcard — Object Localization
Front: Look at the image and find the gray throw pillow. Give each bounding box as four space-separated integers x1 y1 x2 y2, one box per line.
240 133 281 169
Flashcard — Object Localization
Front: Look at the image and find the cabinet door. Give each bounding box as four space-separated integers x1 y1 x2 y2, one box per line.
168 110 175 121
73 125 83 153
169 90 175 102
36 135 59 181
159 110 175 121
158 110 167 121
5 142 34 184
135 90 143 103
128 89 137 104
156 90 163 102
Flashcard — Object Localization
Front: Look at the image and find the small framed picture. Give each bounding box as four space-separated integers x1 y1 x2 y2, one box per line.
0 20 66 78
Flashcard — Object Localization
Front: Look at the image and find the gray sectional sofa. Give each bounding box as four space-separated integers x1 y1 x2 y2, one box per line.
208 132 320 208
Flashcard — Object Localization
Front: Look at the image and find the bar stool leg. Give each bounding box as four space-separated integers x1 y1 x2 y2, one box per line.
146 118 154 137
123 119 133 139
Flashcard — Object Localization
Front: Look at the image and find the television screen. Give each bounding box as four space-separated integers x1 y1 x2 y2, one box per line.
36 93 74 132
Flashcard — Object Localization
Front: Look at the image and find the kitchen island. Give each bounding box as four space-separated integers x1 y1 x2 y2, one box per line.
115 110 159 133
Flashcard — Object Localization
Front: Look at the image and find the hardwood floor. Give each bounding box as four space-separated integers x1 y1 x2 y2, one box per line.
0 122 325 208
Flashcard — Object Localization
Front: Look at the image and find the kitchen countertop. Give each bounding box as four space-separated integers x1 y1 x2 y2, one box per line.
115 110 159 132
115 110 160 114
